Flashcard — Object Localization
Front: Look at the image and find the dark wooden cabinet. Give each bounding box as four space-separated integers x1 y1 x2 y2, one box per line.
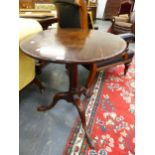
103 0 121 19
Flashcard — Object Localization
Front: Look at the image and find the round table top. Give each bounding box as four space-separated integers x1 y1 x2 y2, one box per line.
20 29 127 64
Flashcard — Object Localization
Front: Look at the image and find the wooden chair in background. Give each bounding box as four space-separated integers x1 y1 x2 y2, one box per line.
53 0 135 89
117 0 133 17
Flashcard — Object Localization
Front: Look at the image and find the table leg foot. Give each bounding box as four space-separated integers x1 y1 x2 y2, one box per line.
85 88 94 98
79 86 93 98
37 92 70 112
85 132 96 149
73 95 95 149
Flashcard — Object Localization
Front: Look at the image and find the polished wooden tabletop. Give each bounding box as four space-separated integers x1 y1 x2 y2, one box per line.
20 29 127 64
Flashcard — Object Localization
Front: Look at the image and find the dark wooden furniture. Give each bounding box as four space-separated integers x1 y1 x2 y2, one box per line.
20 28 127 148
104 0 121 19
104 0 134 20
95 33 135 75
117 0 133 16
23 16 57 30
19 10 58 30
36 16 57 30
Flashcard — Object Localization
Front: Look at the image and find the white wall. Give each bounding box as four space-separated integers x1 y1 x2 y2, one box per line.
96 0 107 19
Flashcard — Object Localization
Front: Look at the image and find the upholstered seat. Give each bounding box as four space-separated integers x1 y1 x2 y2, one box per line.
19 18 43 91
111 11 135 34
96 33 135 75
114 21 132 28
112 14 129 23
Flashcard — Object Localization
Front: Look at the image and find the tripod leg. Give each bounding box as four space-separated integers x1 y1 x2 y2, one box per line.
37 92 70 111
73 95 95 148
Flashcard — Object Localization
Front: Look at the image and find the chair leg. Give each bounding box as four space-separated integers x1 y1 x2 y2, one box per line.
124 62 131 75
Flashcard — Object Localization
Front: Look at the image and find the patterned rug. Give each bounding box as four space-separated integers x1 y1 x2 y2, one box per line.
63 60 135 155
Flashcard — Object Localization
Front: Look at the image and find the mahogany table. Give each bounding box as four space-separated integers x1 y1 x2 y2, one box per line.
20 29 127 148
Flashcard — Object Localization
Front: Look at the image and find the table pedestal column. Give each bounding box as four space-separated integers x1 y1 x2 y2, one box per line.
37 63 95 148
